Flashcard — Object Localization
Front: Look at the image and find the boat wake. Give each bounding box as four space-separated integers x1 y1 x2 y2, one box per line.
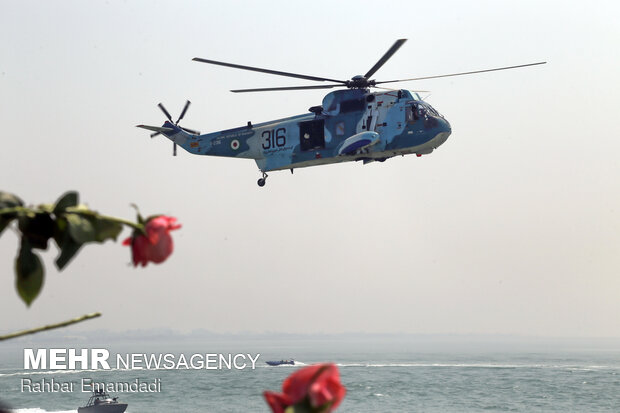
334 362 616 370
11 409 133 413
11 409 76 413
1 369 105 378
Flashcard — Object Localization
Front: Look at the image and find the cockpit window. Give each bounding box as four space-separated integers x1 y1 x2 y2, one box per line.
418 102 440 117
425 104 438 116
406 101 443 123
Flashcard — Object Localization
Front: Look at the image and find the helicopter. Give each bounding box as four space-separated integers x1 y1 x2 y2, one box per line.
138 39 545 187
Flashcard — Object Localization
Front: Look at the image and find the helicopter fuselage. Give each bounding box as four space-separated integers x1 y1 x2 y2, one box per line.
162 89 451 175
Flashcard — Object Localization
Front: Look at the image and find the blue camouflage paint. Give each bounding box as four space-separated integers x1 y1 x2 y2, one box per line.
154 89 451 174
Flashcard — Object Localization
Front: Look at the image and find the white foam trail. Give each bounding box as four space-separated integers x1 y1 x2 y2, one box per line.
11 409 76 413
334 362 617 369
0 368 134 378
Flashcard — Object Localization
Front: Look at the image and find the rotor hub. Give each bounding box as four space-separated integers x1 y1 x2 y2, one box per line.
346 75 375 89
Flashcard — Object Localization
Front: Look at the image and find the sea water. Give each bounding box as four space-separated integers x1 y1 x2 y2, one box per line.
1 335 619 412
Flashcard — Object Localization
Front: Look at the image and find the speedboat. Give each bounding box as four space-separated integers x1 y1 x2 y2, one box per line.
78 390 127 413
266 359 295 366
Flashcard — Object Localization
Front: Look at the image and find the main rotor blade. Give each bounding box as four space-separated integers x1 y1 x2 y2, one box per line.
376 61 547 85
157 103 173 122
192 57 346 84
176 100 191 124
364 39 407 79
374 86 431 94
180 126 200 135
231 84 343 93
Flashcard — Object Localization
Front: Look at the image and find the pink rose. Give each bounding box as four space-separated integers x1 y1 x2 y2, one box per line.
123 216 181 267
264 363 346 413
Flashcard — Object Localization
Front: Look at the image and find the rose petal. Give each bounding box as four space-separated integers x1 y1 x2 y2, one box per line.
263 391 292 413
281 364 326 404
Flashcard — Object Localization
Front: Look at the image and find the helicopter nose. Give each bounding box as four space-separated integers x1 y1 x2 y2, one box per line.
433 118 452 148
433 117 451 136
439 117 451 134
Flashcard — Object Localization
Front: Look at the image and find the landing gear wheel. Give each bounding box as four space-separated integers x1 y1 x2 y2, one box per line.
257 172 268 187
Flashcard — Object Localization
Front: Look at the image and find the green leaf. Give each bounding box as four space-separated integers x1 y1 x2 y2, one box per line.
130 203 145 225
65 213 96 243
93 217 124 242
0 217 12 235
0 191 24 236
0 191 24 208
18 212 55 250
15 238 44 306
55 236 83 270
53 191 78 214
52 216 84 271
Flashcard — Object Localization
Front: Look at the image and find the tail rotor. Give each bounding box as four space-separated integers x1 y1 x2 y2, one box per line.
150 100 200 156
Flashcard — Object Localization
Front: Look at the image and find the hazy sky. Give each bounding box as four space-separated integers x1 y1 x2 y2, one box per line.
1 0 618 337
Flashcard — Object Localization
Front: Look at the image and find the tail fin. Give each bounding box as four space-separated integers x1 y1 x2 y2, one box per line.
137 121 190 137
137 121 195 156
136 124 175 135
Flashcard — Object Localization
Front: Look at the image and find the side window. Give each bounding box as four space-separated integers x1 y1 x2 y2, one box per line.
406 105 418 123
299 119 325 151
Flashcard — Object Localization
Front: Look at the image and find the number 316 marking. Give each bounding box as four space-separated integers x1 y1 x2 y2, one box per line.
262 128 286 150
